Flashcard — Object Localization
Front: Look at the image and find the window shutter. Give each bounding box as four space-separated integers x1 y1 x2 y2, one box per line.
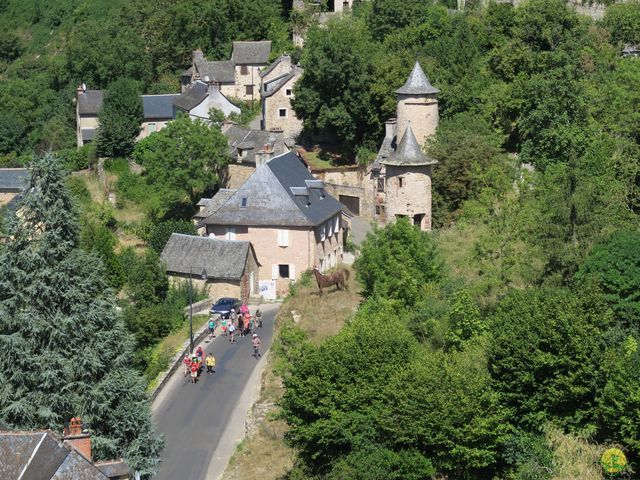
335 216 340 232
278 229 289 247
271 265 279 280
320 224 326 241
327 220 333 237
289 264 296 280
226 227 236 240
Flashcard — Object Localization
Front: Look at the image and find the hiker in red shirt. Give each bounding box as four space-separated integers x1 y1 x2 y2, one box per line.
190 361 199 383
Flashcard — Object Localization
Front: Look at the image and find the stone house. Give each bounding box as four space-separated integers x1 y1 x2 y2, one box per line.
0 168 28 208
221 123 291 189
172 79 240 120
0 417 130 480
292 0 355 47
369 61 439 231
196 151 344 298
260 55 303 138
161 233 260 303
182 41 272 104
231 41 272 103
138 94 181 139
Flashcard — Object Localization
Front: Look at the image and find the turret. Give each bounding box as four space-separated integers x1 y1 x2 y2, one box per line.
395 61 439 148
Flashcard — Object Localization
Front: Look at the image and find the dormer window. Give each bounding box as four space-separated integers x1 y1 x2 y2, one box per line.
241 197 247 208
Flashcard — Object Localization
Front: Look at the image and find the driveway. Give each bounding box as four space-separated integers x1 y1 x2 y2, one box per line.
152 304 279 480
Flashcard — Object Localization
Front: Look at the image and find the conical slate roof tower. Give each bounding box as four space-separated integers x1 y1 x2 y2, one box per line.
382 126 437 167
395 61 440 95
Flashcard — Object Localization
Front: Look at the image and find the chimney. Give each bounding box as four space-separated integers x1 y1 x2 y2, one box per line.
193 49 205 62
385 118 397 139
63 417 92 461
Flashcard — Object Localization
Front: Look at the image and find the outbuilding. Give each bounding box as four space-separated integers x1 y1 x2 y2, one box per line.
161 234 260 303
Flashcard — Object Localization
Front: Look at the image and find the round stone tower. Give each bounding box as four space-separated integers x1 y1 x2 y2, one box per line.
395 61 439 148
381 126 438 231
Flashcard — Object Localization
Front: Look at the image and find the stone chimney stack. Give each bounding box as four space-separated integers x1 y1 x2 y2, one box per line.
384 118 397 140
63 417 92 461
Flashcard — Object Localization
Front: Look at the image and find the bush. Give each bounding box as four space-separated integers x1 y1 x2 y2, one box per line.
147 219 197 254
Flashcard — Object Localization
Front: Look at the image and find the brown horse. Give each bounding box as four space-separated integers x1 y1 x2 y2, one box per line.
312 268 346 297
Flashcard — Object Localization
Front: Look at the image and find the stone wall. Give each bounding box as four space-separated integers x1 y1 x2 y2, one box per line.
384 165 433 231
235 65 263 102
227 163 255 189
263 74 303 138
0 192 18 207
169 275 242 301
314 166 375 220
396 94 439 147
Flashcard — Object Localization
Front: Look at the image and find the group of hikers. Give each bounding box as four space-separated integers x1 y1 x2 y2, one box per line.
183 306 264 384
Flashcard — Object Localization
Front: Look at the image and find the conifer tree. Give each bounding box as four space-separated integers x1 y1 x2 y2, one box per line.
97 77 143 157
0 154 162 477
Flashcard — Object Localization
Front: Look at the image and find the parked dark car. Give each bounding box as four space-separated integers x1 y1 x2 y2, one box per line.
210 297 241 318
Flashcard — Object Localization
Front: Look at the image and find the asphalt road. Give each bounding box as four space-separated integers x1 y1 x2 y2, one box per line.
152 304 278 480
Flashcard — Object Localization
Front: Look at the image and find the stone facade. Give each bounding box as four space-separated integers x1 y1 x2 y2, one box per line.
383 165 433 231
396 93 439 147
260 56 303 138
234 64 264 103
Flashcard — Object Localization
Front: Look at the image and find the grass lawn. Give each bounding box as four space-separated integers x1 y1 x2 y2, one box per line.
221 268 360 480
303 150 334 170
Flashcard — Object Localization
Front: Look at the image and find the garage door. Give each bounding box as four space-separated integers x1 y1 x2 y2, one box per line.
339 195 360 216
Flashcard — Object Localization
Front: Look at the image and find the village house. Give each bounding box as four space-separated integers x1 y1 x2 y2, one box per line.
292 0 355 47
76 81 240 148
0 417 131 480
196 151 344 298
221 123 292 189
0 168 28 208
161 233 260 303
172 79 240 120
260 55 303 138
182 41 272 104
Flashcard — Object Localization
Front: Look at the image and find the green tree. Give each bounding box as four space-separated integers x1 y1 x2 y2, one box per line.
132 115 227 209
355 219 443 307
0 32 23 62
292 17 382 153
604 2 640 45
0 154 162 476
97 78 143 157
125 250 169 308
444 290 485 351
488 287 613 430
576 231 640 326
147 219 197 254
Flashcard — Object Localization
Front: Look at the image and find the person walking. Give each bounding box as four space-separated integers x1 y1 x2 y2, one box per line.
205 353 216 374
228 322 236 343
182 354 191 377
190 361 199 384
208 316 216 339
251 333 261 359
221 317 228 336
255 308 263 328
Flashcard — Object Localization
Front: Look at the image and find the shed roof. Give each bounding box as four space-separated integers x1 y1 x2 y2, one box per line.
161 234 254 280
201 152 342 227
172 81 209 111
232 41 271 65
382 127 438 167
77 90 105 115
395 61 439 96
193 189 236 219
0 168 29 192
142 94 180 119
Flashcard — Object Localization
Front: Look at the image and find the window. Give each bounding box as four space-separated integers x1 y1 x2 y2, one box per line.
277 229 289 247
278 264 290 279
241 197 247 208
240 65 248 75
285 88 293 96
377 177 385 192
278 108 287 117
225 227 236 240
398 177 404 188
148 123 157 133
245 85 254 95
320 223 326 241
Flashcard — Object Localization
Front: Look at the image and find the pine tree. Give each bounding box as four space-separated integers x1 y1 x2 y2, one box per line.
97 77 143 157
0 154 162 477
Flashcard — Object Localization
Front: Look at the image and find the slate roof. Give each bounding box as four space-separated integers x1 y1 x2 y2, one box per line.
262 68 302 98
77 90 105 115
142 94 180 119
0 431 111 480
259 55 290 78
382 127 437 167
201 151 342 227
395 61 439 96
161 234 254 280
197 60 235 84
232 41 272 65
224 125 288 164
193 189 236 219
172 81 209 111
0 168 29 192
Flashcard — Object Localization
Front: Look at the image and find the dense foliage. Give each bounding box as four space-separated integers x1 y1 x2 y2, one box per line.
96 78 143 157
0 155 162 476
